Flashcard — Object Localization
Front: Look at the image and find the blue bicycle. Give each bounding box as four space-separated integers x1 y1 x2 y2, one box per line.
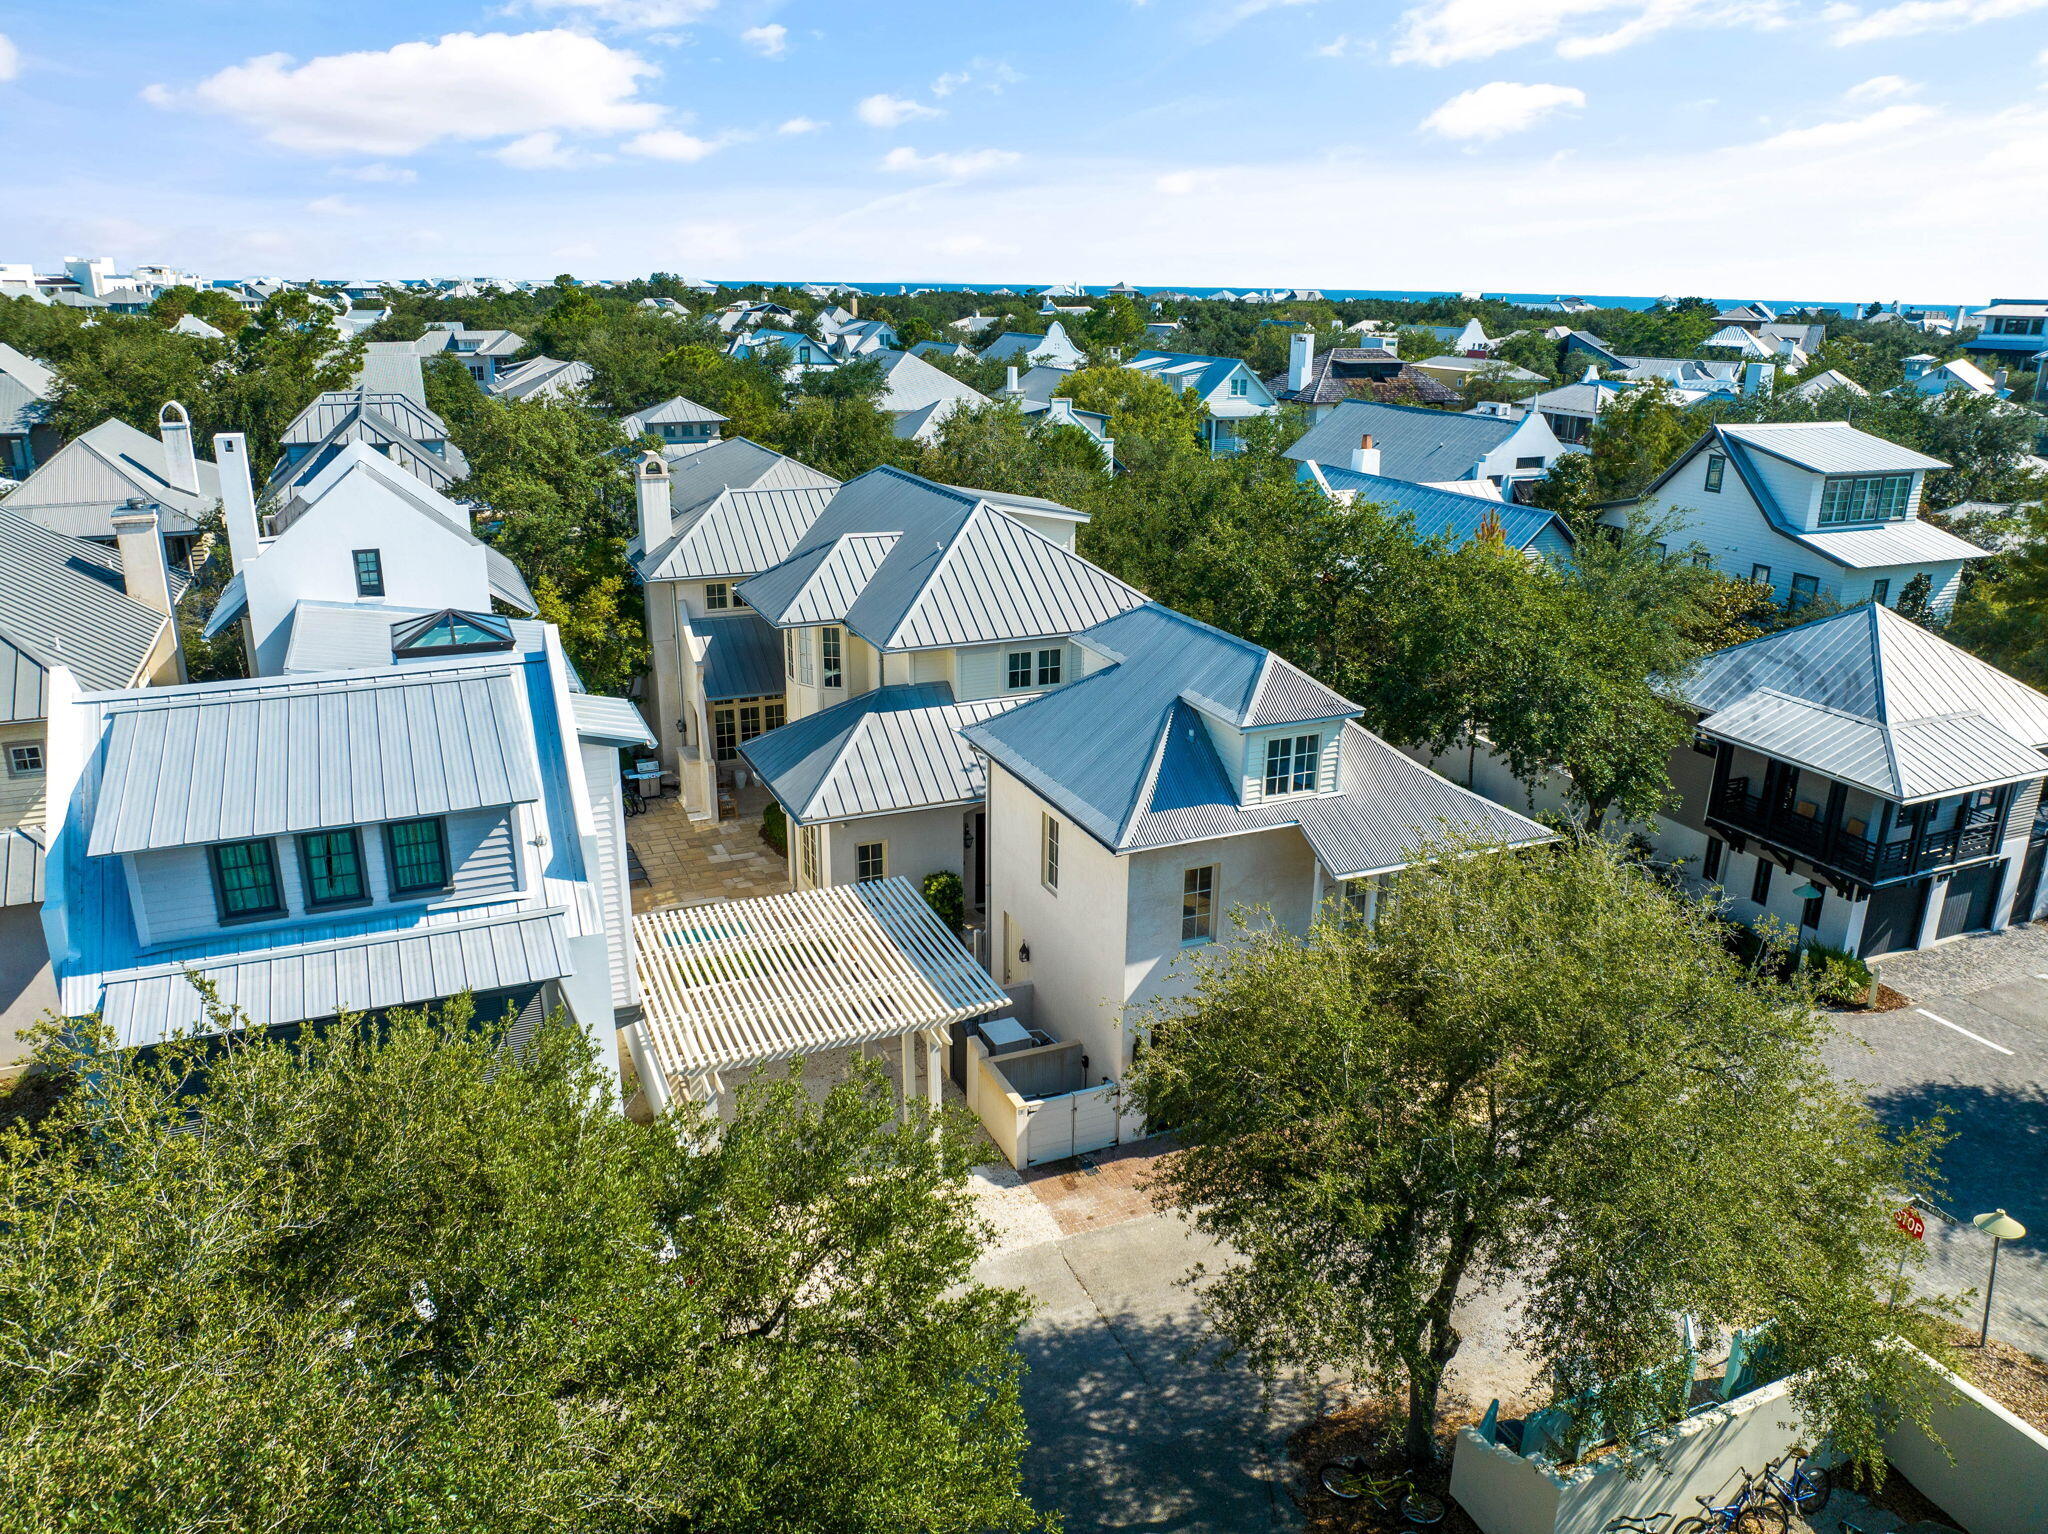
1758 1446 1832 1519
1673 1471 1788 1534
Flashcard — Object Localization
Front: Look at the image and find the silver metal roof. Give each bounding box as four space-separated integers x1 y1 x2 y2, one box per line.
1285 398 1519 482
1700 690 2048 801
2 417 222 536
1719 422 1947 475
698 613 784 701
1790 518 1988 569
742 532 900 626
569 693 656 749
622 393 727 431
636 485 840 583
0 506 174 718
740 683 1023 823
87 665 544 856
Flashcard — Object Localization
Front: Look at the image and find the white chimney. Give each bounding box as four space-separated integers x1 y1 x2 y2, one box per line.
1349 433 1380 477
1741 362 1776 398
1288 332 1314 393
1004 365 1021 396
1994 368 2010 391
158 401 199 495
635 450 672 552
213 433 262 570
110 503 174 618
1580 364 1601 385
1049 397 1076 425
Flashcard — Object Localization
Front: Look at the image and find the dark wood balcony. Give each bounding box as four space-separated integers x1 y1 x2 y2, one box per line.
1709 777 2002 885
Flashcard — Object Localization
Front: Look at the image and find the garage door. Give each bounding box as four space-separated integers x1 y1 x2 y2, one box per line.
1861 880 1927 958
1937 862 2003 941
2014 840 2046 926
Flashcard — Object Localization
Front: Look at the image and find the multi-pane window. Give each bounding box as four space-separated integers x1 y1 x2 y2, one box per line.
1703 454 1726 493
713 710 737 762
712 698 782 762
821 626 843 688
786 630 814 686
1228 374 1249 397
1750 563 1771 588
1818 473 1911 525
385 817 449 896
1006 651 1035 689
352 548 385 597
1340 877 1378 925
1036 648 1063 686
1801 888 1825 931
855 842 886 883
1263 733 1321 797
209 838 283 921
1181 865 1216 943
298 828 367 909
800 824 820 888
1871 578 1891 605
5 743 42 776
1041 814 1060 892
1789 573 1820 610
704 582 729 611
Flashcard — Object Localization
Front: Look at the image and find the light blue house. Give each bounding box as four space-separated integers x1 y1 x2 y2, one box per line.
1122 350 1278 454
1963 300 2048 362
979 321 1086 372
1285 398 1565 491
729 328 835 369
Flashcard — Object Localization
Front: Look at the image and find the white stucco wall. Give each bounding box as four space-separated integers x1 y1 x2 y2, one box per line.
1886 1344 2048 1534
1123 826 1317 1022
818 805 968 888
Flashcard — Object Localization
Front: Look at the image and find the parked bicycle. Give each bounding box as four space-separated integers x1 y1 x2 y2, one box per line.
1757 1446 1831 1518
1603 1515 1674 1533
1672 1471 1788 1534
1314 1458 1446 1524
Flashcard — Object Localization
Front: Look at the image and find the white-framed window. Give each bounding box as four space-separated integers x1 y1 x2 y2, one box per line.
855 841 885 883
821 626 843 688
1041 813 1060 893
5 743 43 777
1703 453 1726 493
1263 733 1321 797
785 629 814 686
1228 374 1249 397
1818 474 1912 525
704 582 730 611
1340 877 1378 925
800 823 820 888
1006 651 1036 690
1181 865 1216 944
1035 647 1063 686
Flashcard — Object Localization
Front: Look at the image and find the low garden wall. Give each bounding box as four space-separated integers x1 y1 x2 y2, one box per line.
1885 1344 2048 1534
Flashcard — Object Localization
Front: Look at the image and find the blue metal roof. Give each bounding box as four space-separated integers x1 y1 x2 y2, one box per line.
1305 466 1574 554
1285 399 1520 482
569 693 656 749
1126 349 1263 405
699 613 784 701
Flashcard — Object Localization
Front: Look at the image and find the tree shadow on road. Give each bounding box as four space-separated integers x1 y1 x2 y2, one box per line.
1862 1078 2048 1250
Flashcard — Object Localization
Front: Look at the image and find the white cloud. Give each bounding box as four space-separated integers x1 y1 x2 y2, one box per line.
304 195 363 216
1830 0 2048 43
1844 74 1918 101
857 93 943 127
331 162 418 183
1392 0 1784 66
1315 34 1364 57
1419 80 1587 139
624 128 724 160
778 116 826 134
142 31 663 157
520 0 718 30
879 146 1020 178
931 59 1022 96
494 130 597 169
0 34 19 82
935 233 1014 257
1756 101 1934 148
1154 169 1215 194
671 218 746 261
741 24 788 57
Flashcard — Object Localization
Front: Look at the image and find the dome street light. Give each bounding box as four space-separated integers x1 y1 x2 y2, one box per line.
1972 1209 2027 1347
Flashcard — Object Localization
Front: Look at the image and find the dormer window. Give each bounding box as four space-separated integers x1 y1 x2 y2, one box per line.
1229 374 1249 397
208 838 285 922
1703 454 1726 493
1263 733 1321 797
1819 473 1911 525
298 829 368 910
391 609 516 657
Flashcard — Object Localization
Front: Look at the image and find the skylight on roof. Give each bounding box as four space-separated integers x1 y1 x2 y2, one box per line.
391 608 516 657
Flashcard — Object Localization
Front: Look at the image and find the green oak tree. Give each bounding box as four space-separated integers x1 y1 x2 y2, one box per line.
1127 836 1952 1469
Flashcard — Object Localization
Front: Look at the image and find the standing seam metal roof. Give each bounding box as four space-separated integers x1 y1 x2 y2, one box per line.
1284 399 1519 482
0 506 174 717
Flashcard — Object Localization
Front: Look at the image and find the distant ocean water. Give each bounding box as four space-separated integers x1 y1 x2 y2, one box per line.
711 281 1971 318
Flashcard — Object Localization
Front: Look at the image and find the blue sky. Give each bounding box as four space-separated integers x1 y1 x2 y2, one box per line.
2 0 2044 298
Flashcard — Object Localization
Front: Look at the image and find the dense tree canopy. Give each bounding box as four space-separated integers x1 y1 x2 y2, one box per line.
1127 836 1953 1469
0 998 1049 1534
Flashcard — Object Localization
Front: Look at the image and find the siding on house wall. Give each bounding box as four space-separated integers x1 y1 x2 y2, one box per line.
954 640 1073 702
1742 450 1821 527
1638 451 1843 605
580 741 635 1010
0 722 47 832
1005 512 1079 550
129 806 521 948
1238 724 1342 809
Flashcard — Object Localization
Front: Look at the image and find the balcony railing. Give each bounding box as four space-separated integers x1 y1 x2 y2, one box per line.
1710 777 2002 884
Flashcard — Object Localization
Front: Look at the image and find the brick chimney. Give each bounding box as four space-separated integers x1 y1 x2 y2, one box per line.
1349 433 1380 476
158 401 200 495
212 432 262 570
636 450 672 552
1288 332 1314 394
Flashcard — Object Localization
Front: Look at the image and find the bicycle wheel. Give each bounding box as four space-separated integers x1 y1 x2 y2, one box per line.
1786 1464 1832 1515
1669 1521 1712 1534
1400 1490 1447 1524
1316 1460 1366 1500
1732 1501 1789 1534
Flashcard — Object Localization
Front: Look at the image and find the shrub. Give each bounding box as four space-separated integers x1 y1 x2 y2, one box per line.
921 870 965 932
1804 942 1874 1007
762 800 787 857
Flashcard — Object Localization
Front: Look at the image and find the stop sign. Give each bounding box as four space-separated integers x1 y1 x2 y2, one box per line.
1895 1206 1926 1240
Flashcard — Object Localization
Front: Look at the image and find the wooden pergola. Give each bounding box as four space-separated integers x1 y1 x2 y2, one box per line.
628 877 1009 1115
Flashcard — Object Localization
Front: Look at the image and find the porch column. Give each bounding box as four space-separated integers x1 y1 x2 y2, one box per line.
899 1031 917 1122
924 1027 944 1113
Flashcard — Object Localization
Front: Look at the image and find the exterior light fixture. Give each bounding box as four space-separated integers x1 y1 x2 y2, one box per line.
1017 942 1031 963
1972 1209 2027 1346
1792 881 1824 901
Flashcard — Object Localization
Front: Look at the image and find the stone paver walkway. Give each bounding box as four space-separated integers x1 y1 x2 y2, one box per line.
1870 919 2048 1001
625 784 788 913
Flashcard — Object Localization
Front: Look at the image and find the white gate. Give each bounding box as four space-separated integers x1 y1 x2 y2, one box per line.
1021 1082 1121 1167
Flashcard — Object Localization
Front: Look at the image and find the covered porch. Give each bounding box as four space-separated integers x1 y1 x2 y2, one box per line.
626 876 1008 1118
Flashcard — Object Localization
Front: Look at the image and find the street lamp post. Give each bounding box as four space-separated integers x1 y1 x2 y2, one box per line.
1972 1209 2027 1347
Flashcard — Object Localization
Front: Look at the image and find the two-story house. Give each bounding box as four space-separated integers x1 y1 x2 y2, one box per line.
1963 300 2048 363
3 401 220 570
205 437 538 678
0 505 186 1067
622 394 728 456
490 355 594 403
627 439 842 818
409 322 525 387
0 343 58 480
734 468 1141 901
1265 334 1459 419
1285 398 1565 495
1894 355 2008 401
268 389 469 497
1656 603 2048 958
979 322 1087 372
1122 350 1278 454
958 603 1549 1094
1604 422 1987 615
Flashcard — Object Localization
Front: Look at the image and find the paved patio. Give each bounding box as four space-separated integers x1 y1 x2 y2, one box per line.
624 781 789 913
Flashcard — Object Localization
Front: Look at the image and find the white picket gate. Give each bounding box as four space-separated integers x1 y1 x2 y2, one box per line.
1021 1082 1121 1167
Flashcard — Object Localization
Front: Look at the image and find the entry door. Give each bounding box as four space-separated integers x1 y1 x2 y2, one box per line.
1861 880 1927 958
971 812 988 908
2014 840 2046 925
1937 862 2002 940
